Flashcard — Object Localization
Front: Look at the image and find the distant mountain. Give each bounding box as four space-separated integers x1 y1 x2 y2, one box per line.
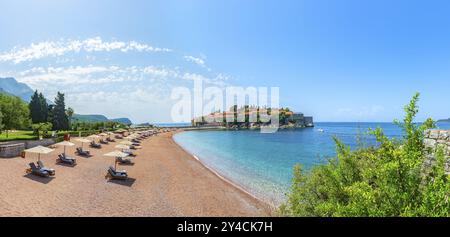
0 87 14 97
110 118 132 125
72 114 109 122
438 118 450 123
0 77 35 102
72 114 132 125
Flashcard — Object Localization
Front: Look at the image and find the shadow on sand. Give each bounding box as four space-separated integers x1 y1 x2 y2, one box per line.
23 174 55 184
117 162 135 166
55 162 77 167
107 178 136 187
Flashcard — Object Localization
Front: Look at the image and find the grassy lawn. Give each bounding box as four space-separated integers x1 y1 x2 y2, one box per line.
0 130 37 142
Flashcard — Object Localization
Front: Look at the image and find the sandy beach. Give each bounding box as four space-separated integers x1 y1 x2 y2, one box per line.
0 131 269 217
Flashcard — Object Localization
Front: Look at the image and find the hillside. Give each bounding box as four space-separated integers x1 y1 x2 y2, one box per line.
437 118 450 122
72 114 132 125
110 118 132 125
0 77 35 102
72 114 109 122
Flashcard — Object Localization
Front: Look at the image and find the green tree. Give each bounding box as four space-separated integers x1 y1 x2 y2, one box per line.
51 92 69 131
29 90 41 123
38 92 48 122
31 122 53 138
29 90 48 123
0 94 30 136
280 93 449 217
0 111 4 133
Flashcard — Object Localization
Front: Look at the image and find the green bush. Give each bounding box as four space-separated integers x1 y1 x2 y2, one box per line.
280 93 449 217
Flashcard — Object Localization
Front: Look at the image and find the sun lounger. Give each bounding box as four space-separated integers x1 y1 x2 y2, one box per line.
116 156 133 164
106 166 128 180
123 149 136 157
106 137 116 142
99 139 109 144
28 162 50 177
115 135 123 139
90 141 102 149
76 147 91 157
58 154 77 165
37 160 55 176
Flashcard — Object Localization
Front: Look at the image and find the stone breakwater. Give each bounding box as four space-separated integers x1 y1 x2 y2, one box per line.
423 129 450 174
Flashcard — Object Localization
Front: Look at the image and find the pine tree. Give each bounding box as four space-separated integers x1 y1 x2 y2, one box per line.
29 90 41 123
47 104 54 126
52 92 69 131
29 90 49 124
38 92 48 122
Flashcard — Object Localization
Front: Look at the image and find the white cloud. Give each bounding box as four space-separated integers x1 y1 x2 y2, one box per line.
0 37 172 64
184 55 211 71
0 37 239 123
16 65 230 89
184 55 205 66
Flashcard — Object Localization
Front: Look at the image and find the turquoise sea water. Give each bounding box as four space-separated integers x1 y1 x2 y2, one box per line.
173 122 450 204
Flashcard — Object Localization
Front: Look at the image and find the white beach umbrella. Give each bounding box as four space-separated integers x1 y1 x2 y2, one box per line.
103 150 129 169
24 146 54 161
55 141 75 155
75 138 92 149
104 150 129 158
88 135 101 140
98 133 108 137
120 140 133 146
115 144 130 150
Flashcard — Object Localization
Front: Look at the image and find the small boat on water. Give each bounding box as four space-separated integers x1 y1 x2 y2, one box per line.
317 128 324 132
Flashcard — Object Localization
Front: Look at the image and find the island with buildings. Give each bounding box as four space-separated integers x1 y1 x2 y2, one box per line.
191 106 314 129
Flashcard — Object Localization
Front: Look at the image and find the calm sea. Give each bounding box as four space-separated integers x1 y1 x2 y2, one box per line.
173 122 450 205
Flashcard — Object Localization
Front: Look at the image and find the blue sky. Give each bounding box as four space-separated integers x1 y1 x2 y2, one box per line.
0 0 449 123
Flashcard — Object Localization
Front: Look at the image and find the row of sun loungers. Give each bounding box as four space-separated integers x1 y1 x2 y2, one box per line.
25 130 159 180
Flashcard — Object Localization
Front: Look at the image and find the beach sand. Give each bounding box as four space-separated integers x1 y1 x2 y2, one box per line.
0 131 269 216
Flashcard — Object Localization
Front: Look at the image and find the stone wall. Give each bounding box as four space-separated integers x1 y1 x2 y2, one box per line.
0 138 56 158
23 138 56 149
0 143 25 158
423 129 450 174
